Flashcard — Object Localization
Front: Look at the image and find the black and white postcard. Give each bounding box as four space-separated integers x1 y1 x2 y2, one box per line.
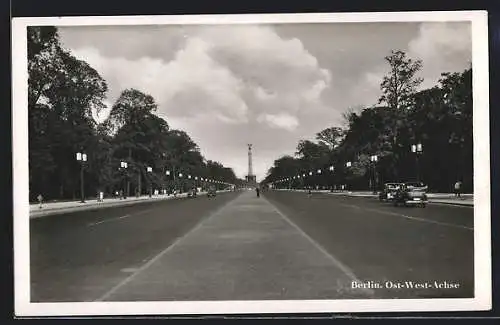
12 11 491 316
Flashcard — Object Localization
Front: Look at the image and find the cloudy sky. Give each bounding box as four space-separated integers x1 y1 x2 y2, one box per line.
58 21 471 181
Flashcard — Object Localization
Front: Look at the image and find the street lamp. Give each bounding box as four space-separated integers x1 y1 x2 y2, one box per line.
76 152 87 203
344 162 352 191
147 166 153 197
164 170 173 195
328 165 334 192
120 161 128 199
316 169 322 189
411 143 423 182
370 155 378 194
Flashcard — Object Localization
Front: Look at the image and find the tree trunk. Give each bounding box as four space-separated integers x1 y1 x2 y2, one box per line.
127 147 132 197
138 172 142 196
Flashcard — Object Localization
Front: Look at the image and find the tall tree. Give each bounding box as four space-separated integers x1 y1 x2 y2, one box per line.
378 50 423 110
315 127 344 150
28 26 62 108
107 88 160 195
295 140 330 163
28 26 108 200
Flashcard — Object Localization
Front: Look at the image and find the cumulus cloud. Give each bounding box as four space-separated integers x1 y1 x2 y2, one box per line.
66 24 333 179
61 21 471 180
70 25 330 127
408 22 472 89
60 25 189 62
256 113 299 131
347 22 472 107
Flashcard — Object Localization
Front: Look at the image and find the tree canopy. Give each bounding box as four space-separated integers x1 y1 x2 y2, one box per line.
28 26 242 201
263 50 473 193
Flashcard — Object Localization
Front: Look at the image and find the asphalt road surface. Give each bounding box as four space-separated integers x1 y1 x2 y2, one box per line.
30 189 473 302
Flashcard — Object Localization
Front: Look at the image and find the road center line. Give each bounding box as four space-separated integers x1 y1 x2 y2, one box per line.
87 214 131 227
94 193 242 302
340 204 473 231
262 197 374 297
86 207 161 227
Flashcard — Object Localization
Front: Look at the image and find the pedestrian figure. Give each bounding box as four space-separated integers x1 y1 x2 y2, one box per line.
454 180 462 198
256 187 260 198
99 191 104 202
308 187 312 198
37 194 43 209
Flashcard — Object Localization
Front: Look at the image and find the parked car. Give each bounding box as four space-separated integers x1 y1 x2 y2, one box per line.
379 182 402 202
393 182 428 207
207 186 217 197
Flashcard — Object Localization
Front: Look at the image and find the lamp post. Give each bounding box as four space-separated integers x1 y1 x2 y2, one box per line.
345 161 352 191
317 169 322 190
147 166 153 198
411 143 423 183
120 161 128 199
178 172 183 193
370 155 378 194
76 152 87 203
165 170 171 195
342 161 352 190
329 165 334 192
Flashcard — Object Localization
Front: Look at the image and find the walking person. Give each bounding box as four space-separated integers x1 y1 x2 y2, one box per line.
256 186 260 198
37 194 43 209
454 180 462 198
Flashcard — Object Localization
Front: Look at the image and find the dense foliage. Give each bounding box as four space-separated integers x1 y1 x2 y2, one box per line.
263 51 473 193
28 26 242 201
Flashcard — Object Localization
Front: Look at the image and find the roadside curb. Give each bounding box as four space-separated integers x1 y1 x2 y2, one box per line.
30 195 190 219
276 190 474 206
29 191 234 219
429 201 474 207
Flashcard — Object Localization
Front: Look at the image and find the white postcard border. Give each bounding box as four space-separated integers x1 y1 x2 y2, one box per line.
12 10 491 316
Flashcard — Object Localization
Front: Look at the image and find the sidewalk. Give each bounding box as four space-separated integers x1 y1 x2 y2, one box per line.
29 191 231 218
98 190 374 301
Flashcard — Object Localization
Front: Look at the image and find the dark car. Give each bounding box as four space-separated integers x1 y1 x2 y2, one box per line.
379 183 402 202
393 182 428 207
207 186 216 197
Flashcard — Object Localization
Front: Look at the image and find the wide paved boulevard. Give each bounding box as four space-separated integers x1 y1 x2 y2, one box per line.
30 189 474 302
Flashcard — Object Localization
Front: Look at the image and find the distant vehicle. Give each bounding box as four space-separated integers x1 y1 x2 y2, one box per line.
393 182 428 207
379 183 402 202
207 186 217 197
